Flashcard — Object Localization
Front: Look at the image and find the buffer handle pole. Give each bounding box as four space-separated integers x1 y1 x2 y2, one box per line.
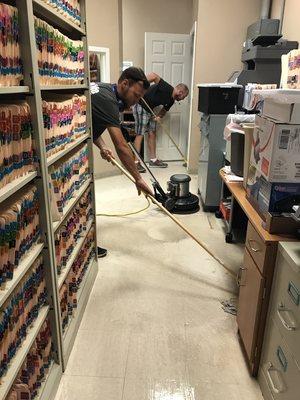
110 158 235 278
140 97 188 164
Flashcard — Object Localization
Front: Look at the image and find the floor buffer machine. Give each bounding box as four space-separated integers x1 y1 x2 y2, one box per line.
121 99 199 215
127 142 199 215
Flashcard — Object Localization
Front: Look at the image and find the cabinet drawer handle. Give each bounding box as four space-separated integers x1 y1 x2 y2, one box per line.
266 362 285 394
277 346 288 372
277 304 297 331
248 239 261 253
236 267 246 287
288 281 300 306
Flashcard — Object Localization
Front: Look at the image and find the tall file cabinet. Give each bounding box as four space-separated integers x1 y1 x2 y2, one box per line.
198 113 227 211
258 242 300 400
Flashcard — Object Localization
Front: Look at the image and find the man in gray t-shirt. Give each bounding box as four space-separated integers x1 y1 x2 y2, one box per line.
91 82 122 139
91 68 153 258
91 67 152 196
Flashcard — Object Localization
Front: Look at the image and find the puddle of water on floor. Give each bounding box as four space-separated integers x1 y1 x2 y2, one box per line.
149 380 195 400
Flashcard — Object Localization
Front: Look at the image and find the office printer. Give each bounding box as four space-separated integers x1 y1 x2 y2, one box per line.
236 19 298 87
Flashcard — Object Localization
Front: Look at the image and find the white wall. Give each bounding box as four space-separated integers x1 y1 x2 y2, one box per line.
86 0 122 81
188 0 261 172
86 0 123 178
122 0 194 68
271 0 300 44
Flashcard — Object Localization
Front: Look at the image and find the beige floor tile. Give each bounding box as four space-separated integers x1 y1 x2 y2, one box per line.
64 327 130 378
122 378 150 400
54 375 123 400
54 162 262 399
192 381 263 400
78 292 134 332
79 265 138 331
123 378 196 400
125 324 187 383
122 378 263 400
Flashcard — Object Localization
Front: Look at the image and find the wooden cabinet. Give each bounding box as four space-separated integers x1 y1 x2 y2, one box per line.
237 224 278 376
246 222 274 275
237 249 265 364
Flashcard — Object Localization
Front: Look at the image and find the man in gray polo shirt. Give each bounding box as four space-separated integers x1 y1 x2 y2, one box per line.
91 67 153 258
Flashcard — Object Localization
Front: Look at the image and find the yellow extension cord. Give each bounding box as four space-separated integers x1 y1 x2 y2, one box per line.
96 196 151 217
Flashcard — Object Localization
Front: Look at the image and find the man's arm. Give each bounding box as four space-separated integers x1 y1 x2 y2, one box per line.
157 107 167 119
146 72 160 84
93 134 114 161
107 126 153 195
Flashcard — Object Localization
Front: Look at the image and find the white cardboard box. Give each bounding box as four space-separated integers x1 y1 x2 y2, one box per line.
250 115 300 183
262 99 300 124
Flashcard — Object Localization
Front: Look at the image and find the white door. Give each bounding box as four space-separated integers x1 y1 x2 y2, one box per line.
144 32 192 161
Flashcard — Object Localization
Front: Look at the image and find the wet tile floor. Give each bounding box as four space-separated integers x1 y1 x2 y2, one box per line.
55 163 263 400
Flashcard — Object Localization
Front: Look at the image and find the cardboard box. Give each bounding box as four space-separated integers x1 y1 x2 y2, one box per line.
287 49 300 89
250 115 300 183
262 99 300 124
246 165 300 220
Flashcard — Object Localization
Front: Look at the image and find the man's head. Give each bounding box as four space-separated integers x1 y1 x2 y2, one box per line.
117 67 150 107
173 83 189 101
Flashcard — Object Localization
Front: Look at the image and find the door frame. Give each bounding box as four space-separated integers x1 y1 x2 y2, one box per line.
144 32 193 161
187 21 197 167
88 46 111 83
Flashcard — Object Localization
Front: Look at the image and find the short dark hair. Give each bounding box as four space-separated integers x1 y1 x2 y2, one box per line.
118 67 150 90
176 83 189 93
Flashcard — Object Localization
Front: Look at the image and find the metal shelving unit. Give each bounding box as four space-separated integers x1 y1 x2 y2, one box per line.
47 133 90 167
0 306 50 400
58 219 94 289
0 86 30 94
40 84 88 91
63 258 98 363
38 363 62 400
32 0 86 35
52 178 92 232
0 243 44 308
0 0 98 398
0 171 37 204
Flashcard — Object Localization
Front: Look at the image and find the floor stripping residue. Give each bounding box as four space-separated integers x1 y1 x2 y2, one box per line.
150 381 195 400
53 164 263 400
147 221 186 242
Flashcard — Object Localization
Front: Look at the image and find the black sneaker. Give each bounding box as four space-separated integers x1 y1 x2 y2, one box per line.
97 247 108 258
136 161 146 173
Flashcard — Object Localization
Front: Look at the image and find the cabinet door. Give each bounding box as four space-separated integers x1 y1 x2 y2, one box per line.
237 249 265 365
